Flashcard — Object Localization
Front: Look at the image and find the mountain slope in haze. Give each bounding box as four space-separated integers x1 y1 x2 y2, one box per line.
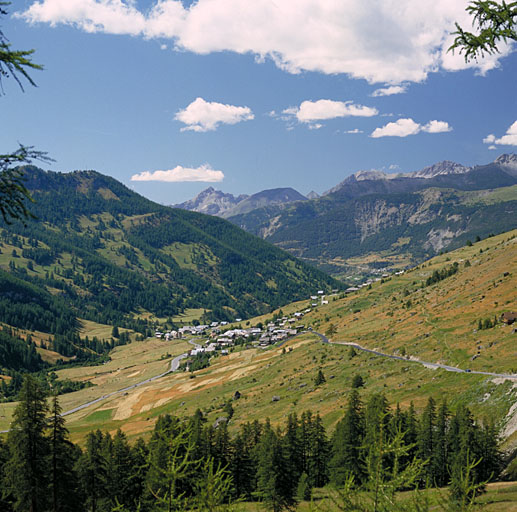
227 155 517 276
175 186 307 218
174 187 249 216
221 187 307 218
0 167 341 348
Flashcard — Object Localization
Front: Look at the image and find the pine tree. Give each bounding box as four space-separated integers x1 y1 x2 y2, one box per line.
307 413 329 488
106 429 134 511
255 421 296 512
77 430 108 512
4 375 50 512
314 369 326 386
433 400 449 487
477 419 501 483
48 395 81 512
0 434 14 511
418 397 436 484
129 437 149 509
145 416 197 511
212 420 231 470
284 413 302 488
330 389 364 485
448 406 484 504
229 433 255 500
194 457 234 512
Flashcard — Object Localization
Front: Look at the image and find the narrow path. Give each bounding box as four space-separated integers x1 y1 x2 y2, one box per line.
313 331 517 379
0 339 201 433
61 338 201 417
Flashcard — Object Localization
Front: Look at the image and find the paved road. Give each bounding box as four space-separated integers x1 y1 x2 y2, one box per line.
313 331 517 379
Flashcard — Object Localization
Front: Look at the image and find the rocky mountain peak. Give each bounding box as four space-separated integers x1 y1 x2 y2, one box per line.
411 160 470 178
495 153 517 167
174 188 247 216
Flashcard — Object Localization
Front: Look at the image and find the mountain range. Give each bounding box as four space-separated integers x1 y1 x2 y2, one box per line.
175 186 307 218
176 154 517 276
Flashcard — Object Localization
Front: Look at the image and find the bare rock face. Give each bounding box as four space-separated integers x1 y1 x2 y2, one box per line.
495 153 517 177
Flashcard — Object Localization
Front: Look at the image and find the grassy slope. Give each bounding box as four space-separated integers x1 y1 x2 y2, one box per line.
1 230 515 449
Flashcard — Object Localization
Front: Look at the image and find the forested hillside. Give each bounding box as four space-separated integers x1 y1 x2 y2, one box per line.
0 166 340 385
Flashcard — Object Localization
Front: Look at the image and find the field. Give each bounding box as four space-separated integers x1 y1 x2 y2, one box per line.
0 335 191 434
201 482 517 511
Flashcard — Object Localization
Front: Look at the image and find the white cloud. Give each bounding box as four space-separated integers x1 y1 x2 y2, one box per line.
371 118 421 138
175 97 254 132
282 99 377 129
483 121 517 146
488 145 497 150
345 128 363 134
371 118 451 138
131 164 224 182
371 85 408 97
17 0 513 84
423 120 452 133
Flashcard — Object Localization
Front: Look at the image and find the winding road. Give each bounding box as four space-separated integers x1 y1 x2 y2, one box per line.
312 331 517 380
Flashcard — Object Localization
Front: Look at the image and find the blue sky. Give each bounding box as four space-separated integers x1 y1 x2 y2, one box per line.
2 0 517 205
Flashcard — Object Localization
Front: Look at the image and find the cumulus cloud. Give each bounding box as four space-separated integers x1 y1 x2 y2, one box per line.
131 164 224 182
424 120 452 134
282 99 377 129
175 97 254 132
371 118 452 138
483 121 517 146
17 0 513 84
371 85 408 97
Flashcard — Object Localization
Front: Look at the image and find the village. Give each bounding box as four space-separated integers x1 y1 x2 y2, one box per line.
153 290 336 360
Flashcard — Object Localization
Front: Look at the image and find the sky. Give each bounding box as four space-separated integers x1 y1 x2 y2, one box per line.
2 0 517 205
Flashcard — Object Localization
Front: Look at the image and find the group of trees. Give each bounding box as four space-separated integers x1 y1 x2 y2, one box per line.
0 376 502 512
424 262 460 287
329 391 500 499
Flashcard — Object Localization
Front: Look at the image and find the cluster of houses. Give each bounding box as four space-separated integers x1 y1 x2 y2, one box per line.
156 315 307 354
344 270 405 293
154 300 327 357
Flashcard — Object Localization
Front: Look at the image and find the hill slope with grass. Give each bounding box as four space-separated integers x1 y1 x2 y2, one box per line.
8 229 513 452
